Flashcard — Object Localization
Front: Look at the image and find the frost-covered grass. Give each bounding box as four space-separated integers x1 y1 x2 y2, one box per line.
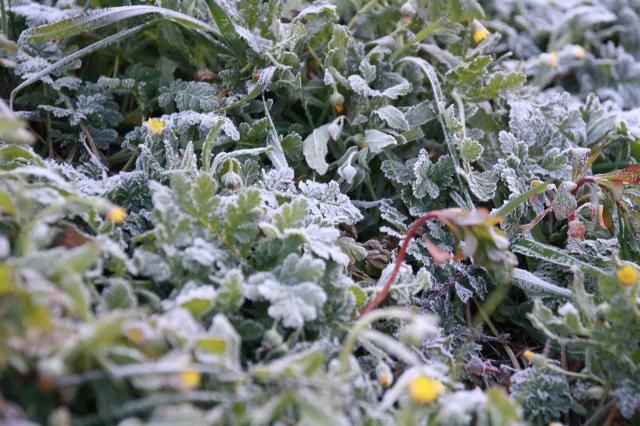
1 0 640 424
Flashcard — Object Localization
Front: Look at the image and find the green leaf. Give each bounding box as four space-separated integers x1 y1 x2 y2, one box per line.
11 22 154 108
216 269 245 311
374 105 410 131
512 236 607 276
19 5 214 44
303 125 330 175
274 198 309 231
101 280 137 310
224 190 262 250
469 72 526 101
492 182 551 218
458 137 484 162
364 129 397 153
204 0 249 61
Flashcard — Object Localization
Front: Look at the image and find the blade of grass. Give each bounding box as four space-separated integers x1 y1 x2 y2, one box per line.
491 181 551 218
11 22 153 108
389 15 448 63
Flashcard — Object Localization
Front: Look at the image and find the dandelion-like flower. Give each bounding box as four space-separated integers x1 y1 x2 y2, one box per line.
106 206 127 224
145 118 166 135
180 370 201 390
471 19 490 44
408 374 445 404
617 264 638 286
523 350 535 362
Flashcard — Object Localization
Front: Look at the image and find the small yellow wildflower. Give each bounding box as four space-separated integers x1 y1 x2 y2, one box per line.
523 350 535 362
106 206 127 224
180 370 201 390
408 374 445 404
471 19 490 44
573 46 586 59
145 118 166 135
617 264 638 286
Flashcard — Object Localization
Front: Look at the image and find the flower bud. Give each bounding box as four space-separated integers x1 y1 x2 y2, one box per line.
330 88 345 113
220 158 243 189
376 362 393 388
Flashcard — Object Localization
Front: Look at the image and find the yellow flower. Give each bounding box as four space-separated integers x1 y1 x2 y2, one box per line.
408 374 445 404
180 370 201 390
471 19 490 44
145 118 166 135
106 206 127 224
617 264 638 286
573 46 586 59
523 350 535 362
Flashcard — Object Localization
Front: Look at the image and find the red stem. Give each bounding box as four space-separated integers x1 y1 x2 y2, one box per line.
357 212 437 318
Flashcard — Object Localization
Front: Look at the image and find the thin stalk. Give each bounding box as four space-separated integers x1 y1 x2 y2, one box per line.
0 0 8 38
339 307 416 374
347 0 378 29
358 211 437 317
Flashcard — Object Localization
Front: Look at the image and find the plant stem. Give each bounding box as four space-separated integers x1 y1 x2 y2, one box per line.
339 307 416 374
348 0 378 29
357 211 437 317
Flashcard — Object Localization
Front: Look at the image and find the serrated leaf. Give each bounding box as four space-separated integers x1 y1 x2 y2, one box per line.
459 138 484 162
224 190 262 249
274 198 309 231
469 72 526 101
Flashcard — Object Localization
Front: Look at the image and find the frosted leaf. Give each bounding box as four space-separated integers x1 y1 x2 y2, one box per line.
364 129 396 153
156 308 203 341
132 249 172 283
374 105 410 131
298 180 363 225
461 168 498 201
349 74 381 97
436 389 487 425
259 167 295 192
216 269 245 311
158 80 219 112
614 380 640 419
567 147 591 177
454 283 473 303
551 181 577 220
303 224 350 266
412 149 440 199
379 199 408 232
175 284 217 316
381 159 414 185
182 238 222 268
302 124 330 175
235 26 273 53
458 137 484 163
10 0 78 27
161 111 239 141
348 74 411 99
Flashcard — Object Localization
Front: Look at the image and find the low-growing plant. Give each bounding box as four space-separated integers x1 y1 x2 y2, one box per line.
1 0 640 424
